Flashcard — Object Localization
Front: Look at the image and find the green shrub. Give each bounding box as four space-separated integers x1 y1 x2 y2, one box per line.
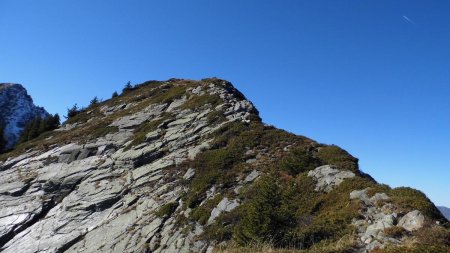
207 109 226 125
210 121 250 149
278 148 320 176
17 114 61 144
279 176 367 248
185 148 241 208
123 116 168 151
390 187 445 221
203 210 240 242
89 96 100 106
384 226 407 239
89 126 119 139
190 195 223 225
184 122 273 209
181 94 222 110
156 202 179 218
122 81 134 93
65 107 94 124
232 171 362 248
149 85 187 104
316 146 359 172
184 121 364 249
66 104 82 119
234 174 289 244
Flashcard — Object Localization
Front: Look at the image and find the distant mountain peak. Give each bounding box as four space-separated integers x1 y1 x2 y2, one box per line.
0 83 27 90
438 206 450 221
0 83 48 149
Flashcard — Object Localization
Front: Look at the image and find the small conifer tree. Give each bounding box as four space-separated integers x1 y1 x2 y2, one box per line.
46 114 60 130
66 104 81 119
89 96 99 106
17 114 61 144
122 81 133 93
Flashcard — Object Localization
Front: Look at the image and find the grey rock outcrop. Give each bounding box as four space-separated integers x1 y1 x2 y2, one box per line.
0 80 257 253
350 188 399 252
350 188 426 252
307 165 355 192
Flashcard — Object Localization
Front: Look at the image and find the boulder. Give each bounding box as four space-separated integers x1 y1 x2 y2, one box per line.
398 210 425 231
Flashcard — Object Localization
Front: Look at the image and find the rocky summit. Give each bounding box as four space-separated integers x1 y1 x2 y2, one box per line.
0 79 448 253
0 83 49 149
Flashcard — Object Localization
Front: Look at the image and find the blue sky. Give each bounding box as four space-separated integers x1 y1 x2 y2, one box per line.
1 1 449 206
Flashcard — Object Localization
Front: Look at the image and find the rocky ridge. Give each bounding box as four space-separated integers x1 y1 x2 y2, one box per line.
0 79 256 253
0 83 49 149
0 79 448 253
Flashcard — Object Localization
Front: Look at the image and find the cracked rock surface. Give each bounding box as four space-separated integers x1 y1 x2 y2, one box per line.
0 79 256 253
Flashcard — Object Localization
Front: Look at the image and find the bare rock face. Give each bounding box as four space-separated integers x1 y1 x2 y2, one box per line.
0 79 257 253
0 83 49 149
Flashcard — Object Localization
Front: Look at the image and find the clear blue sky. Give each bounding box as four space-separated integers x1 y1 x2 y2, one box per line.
1 1 449 206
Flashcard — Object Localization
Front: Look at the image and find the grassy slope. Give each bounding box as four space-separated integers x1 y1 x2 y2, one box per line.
181 119 448 252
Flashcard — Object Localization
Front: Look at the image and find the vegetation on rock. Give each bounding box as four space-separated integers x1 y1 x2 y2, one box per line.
17 114 60 144
0 78 448 253
66 104 82 119
156 202 179 218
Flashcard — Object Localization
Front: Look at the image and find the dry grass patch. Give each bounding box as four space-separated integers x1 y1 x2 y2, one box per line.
214 234 357 253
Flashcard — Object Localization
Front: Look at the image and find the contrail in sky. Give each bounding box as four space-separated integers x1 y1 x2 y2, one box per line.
403 15 415 25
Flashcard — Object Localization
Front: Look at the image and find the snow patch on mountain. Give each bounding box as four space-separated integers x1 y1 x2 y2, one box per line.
0 83 49 149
